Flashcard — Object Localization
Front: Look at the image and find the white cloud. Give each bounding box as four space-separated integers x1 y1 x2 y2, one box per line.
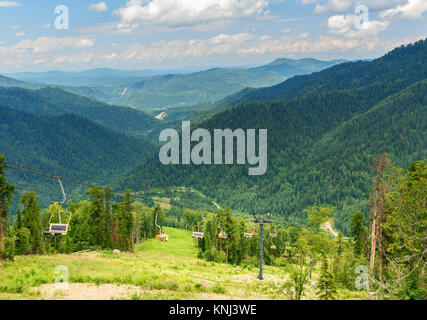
89 2 108 12
114 0 270 30
0 30 418 71
281 28 291 33
300 0 407 14
15 31 25 37
54 53 95 65
41 23 50 29
76 39 95 48
327 14 389 37
104 53 118 61
10 37 95 53
314 0 353 14
32 59 46 65
318 0 425 38
118 32 395 64
209 33 254 45
380 0 427 20
0 1 22 7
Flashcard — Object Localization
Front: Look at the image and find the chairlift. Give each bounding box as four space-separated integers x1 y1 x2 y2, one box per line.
244 221 254 238
192 210 204 239
269 230 277 250
155 208 168 242
45 179 72 236
192 232 204 239
250 222 258 237
156 232 169 242
218 219 228 239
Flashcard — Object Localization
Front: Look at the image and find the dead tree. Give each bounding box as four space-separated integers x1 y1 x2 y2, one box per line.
369 154 390 279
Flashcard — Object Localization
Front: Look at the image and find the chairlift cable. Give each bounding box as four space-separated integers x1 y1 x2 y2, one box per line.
7 163 215 212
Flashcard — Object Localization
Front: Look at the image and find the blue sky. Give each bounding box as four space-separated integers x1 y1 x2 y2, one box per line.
0 0 426 72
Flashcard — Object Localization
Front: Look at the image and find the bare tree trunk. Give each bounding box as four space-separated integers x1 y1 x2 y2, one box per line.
369 207 378 278
0 204 5 258
131 231 134 253
226 239 229 264
369 154 389 280
0 225 4 259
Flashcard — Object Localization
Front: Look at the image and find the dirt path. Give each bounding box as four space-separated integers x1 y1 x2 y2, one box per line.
34 283 145 300
321 220 338 237
32 283 270 300
155 111 167 120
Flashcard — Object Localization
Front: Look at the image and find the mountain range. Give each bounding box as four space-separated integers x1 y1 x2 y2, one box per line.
114 39 427 234
5 58 345 110
0 42 425 234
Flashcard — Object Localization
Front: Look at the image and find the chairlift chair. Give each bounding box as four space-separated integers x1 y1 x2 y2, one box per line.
244 222 253 238
218 219 228 239
45 179 72 236
155 209 168 242
156 232 169 242
249 221 258 237
192 232 204 239
269 231 277 250
218 232 228 239
192 210 204 239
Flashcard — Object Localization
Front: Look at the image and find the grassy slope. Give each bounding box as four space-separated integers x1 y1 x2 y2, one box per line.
0 228 368 300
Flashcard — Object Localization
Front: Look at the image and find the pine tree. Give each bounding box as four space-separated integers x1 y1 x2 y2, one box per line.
20 191 43 254
350 212 367 256
15 227 31 255
317 252 337 300
15 209 22 230
119 190 134 252
104 188 113 249
0 155 15 259
4 227 16 261
86 187 107 248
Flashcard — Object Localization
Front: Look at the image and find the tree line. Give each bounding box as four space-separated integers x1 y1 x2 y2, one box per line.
1 154 425 299
0 154 165 259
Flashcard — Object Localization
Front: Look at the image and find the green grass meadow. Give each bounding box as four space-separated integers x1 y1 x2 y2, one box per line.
0 227 369 300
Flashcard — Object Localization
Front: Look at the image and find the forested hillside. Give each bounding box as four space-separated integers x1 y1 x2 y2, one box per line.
247 58 345 77
117 40 427 234
83 68 285 109
6 58 343 110
0 86 159 137
222 39 427 107
0 106 155 209
7 68 160 86
0 75 41 89
0 106 155 177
